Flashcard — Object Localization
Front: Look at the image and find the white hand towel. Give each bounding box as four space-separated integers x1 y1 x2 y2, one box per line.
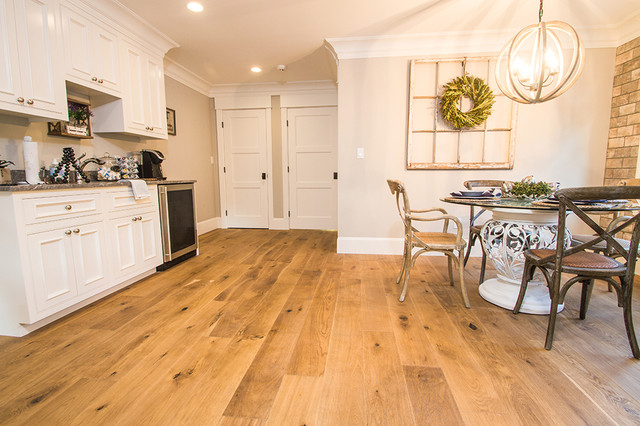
125 179 150 200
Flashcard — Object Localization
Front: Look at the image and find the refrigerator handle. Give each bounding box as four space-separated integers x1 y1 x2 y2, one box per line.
158 186 172 262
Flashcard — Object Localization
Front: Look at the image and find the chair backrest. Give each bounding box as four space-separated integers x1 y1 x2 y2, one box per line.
555 186 640 276
464 179 506 190
387 179 410 228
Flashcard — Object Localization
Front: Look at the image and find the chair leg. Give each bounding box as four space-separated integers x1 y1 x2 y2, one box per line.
399 252 414 302
463 233 476 266
545 274 561 351
396 242 409 284
458 252 470 308
447 256 454 286
622 280 640 359
479 249 487 283
579 279 594 320
513 261 535 314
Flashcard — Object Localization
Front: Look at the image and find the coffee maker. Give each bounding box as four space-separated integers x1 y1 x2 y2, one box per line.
139 149 165 179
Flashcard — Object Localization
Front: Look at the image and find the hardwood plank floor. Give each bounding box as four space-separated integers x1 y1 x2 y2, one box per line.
1 228 640 425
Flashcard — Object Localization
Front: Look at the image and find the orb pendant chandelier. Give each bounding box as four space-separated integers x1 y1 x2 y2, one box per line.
495 0 584 104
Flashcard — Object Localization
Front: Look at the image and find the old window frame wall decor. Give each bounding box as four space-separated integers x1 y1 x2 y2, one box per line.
407 57 518 170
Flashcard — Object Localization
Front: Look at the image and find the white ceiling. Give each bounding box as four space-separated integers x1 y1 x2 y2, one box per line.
115 0 640 87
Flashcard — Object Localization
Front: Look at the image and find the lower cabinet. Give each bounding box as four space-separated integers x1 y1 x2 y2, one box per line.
108 208 162 281
0 184 163 336
27 220 110 319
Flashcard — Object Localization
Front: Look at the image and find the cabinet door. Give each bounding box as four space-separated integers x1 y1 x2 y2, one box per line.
137 211 162 271
108 214 138 279
11 0 67 119
108 210 162 280
71 222 111 296
61 6 92 86
145 55 167 137
0 0 23 108
121 43 148 133
27 227 78 316
92 25 119 93
61 7 119 95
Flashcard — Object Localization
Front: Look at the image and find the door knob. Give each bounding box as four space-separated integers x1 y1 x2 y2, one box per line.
17 97 24 103
26 99 34 105
65 230 72 235
73 228 80 233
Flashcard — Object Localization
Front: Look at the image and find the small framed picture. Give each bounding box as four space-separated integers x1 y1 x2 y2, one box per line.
166 108 176 136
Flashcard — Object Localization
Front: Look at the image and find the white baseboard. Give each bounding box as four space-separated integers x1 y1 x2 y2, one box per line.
337 236 484 257
198 217 220 235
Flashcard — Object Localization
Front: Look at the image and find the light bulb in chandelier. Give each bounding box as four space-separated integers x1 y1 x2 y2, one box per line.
495 1 584 104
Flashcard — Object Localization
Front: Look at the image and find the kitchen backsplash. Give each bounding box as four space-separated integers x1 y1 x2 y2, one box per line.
0 117 169 172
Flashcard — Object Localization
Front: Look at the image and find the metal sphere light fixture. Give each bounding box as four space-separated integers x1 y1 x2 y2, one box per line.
495 0 584 104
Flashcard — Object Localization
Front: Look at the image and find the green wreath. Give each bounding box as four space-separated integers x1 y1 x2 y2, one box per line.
440 75 495 129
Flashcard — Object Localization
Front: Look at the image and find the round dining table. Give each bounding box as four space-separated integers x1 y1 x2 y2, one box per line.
442 196 634 315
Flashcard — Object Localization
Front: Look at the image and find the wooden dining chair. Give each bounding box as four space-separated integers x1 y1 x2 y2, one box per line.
513 186 640 358
462 179 505 283
387 179 469 307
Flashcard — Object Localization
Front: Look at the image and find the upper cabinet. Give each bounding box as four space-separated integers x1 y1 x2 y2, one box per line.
60 5 120 96
92 40 167 139
0 0 67 120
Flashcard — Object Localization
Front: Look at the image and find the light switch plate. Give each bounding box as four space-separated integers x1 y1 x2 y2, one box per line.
357 147 365 159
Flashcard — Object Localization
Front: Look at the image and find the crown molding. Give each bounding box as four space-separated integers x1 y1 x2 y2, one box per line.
209 80 337 97
164 58 213 96
326 20 640 60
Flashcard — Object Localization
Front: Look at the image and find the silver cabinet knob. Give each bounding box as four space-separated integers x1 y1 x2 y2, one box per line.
65 230 72 235
73 228 80 233
65 204 72 210
17 97 24 103
26 99 34 105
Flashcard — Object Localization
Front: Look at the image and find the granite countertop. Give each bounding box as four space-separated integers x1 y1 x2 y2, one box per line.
0 178 196 192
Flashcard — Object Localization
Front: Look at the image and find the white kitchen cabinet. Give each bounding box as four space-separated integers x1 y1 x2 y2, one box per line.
60 5 120 96
92 40 168 139
26 219 110 320
108 209 162 281
0 184 163 337
0 0 67 120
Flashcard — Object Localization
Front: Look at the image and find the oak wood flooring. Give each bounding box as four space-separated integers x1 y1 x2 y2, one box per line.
1 229 640 425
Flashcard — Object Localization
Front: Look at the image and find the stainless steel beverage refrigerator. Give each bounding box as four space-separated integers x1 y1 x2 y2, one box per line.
157 182 198 270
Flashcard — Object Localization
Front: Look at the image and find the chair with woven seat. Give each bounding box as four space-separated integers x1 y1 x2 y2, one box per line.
513 186 640 358
387 179 469 307
462 179 506 283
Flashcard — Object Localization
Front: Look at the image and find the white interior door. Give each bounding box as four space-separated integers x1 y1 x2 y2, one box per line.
222 109 269 228
287 106 337 229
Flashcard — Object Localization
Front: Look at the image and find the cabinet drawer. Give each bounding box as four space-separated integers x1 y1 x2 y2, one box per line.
106 186 157 212
22 193 102 224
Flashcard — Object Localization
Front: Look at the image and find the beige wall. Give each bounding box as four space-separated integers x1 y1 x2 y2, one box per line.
336 48 616 248
163 77 218 222
0 76 218 225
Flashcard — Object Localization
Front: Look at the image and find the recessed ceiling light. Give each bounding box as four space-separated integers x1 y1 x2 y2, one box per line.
187 2 203 12
251 67 262 73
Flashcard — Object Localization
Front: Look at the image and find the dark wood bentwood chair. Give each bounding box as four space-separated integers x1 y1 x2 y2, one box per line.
387 179 469 307
462 180 505 283
513 186 640 358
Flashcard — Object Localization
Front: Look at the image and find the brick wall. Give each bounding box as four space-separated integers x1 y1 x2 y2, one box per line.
600 36 640 237
604 36 640 186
